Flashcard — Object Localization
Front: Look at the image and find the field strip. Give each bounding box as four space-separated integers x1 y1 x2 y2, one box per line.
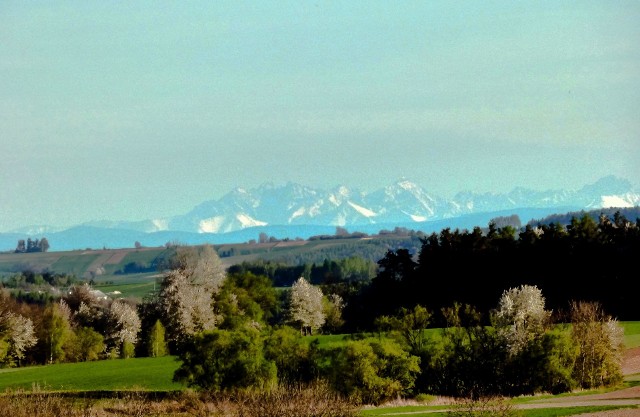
103 250 129 264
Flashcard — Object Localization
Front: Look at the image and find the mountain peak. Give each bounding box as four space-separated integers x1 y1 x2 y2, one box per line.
580 175 633 196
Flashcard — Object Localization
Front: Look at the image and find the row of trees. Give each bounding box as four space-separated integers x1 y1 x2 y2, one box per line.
14 237 49 253
170 282 624 403
0 245 344 367
229 256 377 287
0 287 139 366
346 211 640 329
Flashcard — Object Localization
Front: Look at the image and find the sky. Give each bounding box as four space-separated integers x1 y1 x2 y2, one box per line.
1 1 639 232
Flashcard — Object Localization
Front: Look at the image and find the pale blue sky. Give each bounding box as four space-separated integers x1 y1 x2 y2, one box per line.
1 1 639 231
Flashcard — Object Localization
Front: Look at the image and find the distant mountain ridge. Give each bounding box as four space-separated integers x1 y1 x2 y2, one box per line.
84 175 640 234
3 175 639 251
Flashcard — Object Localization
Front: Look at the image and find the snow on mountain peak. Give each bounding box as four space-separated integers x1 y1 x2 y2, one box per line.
80 176 638 235
236 213 267 228
398 179 418 191
601 195 634 208
348 201 376 217
199 216 225 233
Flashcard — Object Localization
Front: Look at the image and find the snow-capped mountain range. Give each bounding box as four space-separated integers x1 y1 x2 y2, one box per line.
4 175 638 251
77 175 640 235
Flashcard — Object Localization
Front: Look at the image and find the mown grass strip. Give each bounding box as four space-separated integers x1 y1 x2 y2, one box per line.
622 321 640 349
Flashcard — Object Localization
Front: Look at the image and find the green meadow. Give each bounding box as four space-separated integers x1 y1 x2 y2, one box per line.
0 356 183 392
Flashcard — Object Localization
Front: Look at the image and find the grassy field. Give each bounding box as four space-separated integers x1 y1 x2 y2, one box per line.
93 272 161 299
0 356 183 392
622 321 640 349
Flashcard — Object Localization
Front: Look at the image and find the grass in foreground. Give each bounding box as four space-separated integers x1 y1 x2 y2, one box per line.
0 356 183 392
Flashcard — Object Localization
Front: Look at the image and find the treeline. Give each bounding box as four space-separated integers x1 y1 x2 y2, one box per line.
258 235 424 266
14 237 49 253
345 210 640 330
528 206 640 227
2 271 77 293
229 256 377 287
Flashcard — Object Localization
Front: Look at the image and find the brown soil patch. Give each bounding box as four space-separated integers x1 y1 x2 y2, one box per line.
103 250 129 264
623 347 640 376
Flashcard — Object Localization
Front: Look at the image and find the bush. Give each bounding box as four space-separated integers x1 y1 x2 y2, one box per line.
66 327 104 362
173 327 277 391
264 326 318 384
322 338 420 405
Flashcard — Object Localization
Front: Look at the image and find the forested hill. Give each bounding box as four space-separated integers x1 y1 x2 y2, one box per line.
528 206 640 227
345 208 640 330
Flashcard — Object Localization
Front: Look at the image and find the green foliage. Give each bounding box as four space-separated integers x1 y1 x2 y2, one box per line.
375 305 432 353
217 271 279 329
147 319 168 358
36 302 73 364
173 327 277 391
322 293 345 334
322 338 420 405
506 328 577 395
120 341 135 359
570 301 624 389
264 326 317 384
66 327 104 362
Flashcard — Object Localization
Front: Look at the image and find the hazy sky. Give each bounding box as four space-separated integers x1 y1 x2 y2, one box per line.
1 1 639 231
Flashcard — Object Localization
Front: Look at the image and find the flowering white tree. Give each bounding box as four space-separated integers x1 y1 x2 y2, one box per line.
0 290 37 366
108 299 142 357
492 284 551 355
0 311 37 367
290 277 325 335
158 245 226 343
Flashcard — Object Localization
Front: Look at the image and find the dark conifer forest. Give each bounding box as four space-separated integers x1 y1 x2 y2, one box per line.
343 211 640 331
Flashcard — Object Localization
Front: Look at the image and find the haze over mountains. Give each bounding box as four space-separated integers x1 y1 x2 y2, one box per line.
2 175 638 252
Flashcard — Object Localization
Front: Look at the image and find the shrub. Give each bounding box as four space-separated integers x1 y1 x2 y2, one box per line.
173 327 277 391
264 326 318 384
322 338 420 405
